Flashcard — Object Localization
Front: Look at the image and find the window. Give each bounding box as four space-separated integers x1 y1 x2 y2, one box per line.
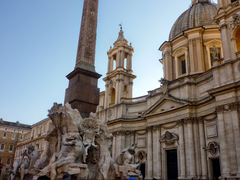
20 134 23 140
235 27 240 57
0 144 5 150
11 133 15 139
3 132 6 138
179 55 186 74
7 158 10 164
173 47 188 78
9 145 13 151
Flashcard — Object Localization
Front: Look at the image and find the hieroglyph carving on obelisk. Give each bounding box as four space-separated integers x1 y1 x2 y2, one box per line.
75 0 99 70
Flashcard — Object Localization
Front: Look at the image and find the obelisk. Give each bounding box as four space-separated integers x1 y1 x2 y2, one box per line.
64 0 101 118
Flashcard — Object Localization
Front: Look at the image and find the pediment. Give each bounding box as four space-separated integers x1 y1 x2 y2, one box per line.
143 96 187 116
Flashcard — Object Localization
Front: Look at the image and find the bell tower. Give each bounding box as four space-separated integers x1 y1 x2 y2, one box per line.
103 27 136 108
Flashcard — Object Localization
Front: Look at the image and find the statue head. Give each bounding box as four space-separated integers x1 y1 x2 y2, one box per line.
27 144 35 153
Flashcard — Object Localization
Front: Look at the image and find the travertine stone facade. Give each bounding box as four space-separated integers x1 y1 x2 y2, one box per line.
97 0 240 179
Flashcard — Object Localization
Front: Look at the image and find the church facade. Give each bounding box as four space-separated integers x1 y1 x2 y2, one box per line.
97 0 240 179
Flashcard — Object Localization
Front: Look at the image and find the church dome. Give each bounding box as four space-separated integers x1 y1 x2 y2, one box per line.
169 0 218 41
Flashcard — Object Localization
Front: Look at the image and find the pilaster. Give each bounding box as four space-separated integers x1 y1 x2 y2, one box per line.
178 120 186 179
198 117 208 179
145 126 153 180
153 125 161 180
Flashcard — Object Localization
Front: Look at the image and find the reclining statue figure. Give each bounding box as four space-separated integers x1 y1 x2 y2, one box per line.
50 133 84 180
10 144 39 180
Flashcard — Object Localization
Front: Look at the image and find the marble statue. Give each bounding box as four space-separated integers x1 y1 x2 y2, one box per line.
11 144 39 180
212 44 218 60
50 134 84 180
29 102 142 180
115 144 142 180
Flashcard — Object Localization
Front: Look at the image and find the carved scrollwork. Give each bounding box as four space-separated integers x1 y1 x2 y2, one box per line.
160 131 179 147
229 14 240 30
216 102 239 113
204 141 220 156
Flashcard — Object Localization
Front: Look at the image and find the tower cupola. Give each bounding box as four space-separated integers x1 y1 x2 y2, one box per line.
103 27 136 107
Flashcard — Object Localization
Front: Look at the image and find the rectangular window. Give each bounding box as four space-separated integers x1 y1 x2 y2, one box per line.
7 158 10 164
9 145 13 151
3 132 6 138
11 133 15 139
181 60 186 74
0 144 5 150
20 134 23 139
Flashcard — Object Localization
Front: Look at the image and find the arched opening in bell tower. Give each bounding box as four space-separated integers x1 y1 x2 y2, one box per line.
235 27 240 52
110 88 116 104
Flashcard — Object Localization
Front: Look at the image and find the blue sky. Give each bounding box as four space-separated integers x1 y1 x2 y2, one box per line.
0 0 217 125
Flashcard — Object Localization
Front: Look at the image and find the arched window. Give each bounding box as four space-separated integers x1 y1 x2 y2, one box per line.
235 28 240 53
172 47 188 78
110 88 116 104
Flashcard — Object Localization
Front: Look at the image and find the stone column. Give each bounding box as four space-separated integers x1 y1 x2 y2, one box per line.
153 125 161 179
229 103 240 176
120 50 125 68
187 119 196 177
126 53 132 71
130 131 135 164
104 84 109 109
165 51 173 81
178 120 186 178
128 82 133 98
146 126 153 180
112 132 116 160
118 79 124 103
216 108 230 176
116 51 121 68
196 37 204 72
188 39 195 74
120 131 126 151
193 118 201 176
224 110 237 173
220 24 231 61
115 79 120 104
107 56 113 73
198 118 208 179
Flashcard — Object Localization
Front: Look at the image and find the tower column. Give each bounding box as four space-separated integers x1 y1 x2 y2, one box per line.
120 50 124 68
108 56 113 73
104 84 109 109
126 53 133 71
